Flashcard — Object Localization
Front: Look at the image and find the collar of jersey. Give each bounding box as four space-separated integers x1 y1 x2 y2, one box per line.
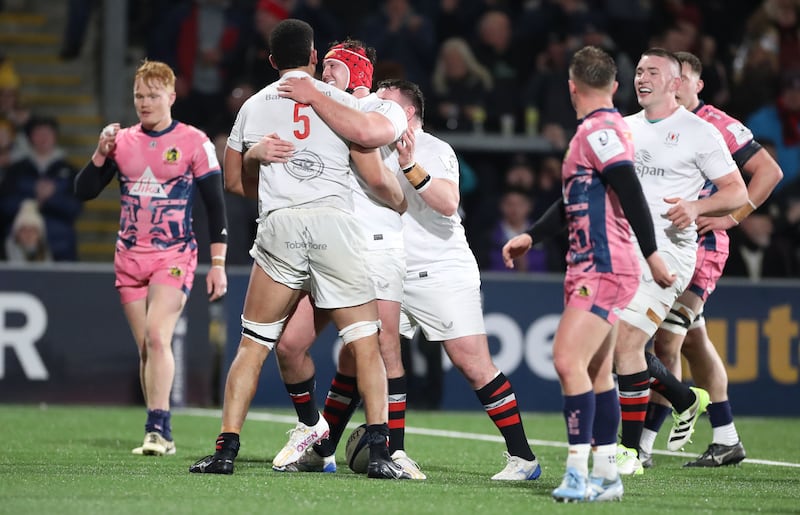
141 119 178 137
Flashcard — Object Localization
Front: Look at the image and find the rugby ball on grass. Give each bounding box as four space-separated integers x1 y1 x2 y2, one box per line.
345 424 369 473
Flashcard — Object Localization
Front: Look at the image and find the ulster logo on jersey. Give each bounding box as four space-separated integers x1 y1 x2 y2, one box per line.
285 149 324 181
129 167 167 197
164 146 181 164
665 131 680 146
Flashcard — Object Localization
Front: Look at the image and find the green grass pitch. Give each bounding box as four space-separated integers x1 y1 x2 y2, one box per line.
2 405 798 514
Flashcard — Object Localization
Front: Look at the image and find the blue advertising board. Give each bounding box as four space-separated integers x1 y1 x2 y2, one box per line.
222 271 800 416
0 264 213 405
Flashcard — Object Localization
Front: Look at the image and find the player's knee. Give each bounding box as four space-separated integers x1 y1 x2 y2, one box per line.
241 314 287 350
687 311 705 332
660 302 697 337
339 320 381 345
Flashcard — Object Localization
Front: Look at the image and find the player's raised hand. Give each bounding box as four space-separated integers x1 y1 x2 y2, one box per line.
502 234 533 269
396 128 416 168
277 77 319 105
645 251 676 288
97 123 120 157
664 197 700 229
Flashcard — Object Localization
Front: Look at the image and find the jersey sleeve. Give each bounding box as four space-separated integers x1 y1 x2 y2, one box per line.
697 126 737 181
227 107 245 153
585 126 634 174
418 137 459 189
191 131 221 180
358 94 408 141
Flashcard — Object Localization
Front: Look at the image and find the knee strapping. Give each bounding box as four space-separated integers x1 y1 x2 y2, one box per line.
688 310 705 331
241 315 287 350
339 320 381 344
660 302 697 336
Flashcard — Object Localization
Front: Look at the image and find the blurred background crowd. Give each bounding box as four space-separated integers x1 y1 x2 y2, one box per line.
1 0 799 281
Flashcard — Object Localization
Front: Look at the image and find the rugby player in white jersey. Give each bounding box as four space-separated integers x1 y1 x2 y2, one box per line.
637 50 783 469
374 79 542 481
268 39 424 479
614 48 748 475
189 19 409 480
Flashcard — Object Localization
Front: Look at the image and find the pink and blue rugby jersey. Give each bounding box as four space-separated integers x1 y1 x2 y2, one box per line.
112 120 220 251
693 102 758 254
562 108 639 275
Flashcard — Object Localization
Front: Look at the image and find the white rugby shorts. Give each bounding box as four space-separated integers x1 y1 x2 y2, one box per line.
250 206 375 309
619 243 696 336
365 247 405 303
399 265 486 341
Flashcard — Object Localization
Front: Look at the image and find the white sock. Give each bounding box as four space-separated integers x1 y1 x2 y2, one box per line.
592 443 618 480
565 444 591 477
712 423 740 446
639 428 657 454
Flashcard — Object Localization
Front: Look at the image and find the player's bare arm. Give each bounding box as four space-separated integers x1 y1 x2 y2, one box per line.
396 129 459 216
664 170 747 229
277 77 398 148
502 234 533 269
696 148 784 234
350 144 407 214
223 146 258 199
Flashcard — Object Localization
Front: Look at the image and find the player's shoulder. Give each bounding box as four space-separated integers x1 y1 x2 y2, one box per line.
418 129 455 155
623 110 646 126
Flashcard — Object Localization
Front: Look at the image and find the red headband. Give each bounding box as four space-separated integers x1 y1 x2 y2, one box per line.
324 44 373 92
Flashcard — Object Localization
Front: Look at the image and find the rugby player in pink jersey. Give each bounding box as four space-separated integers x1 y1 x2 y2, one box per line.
74 60 229 456
637 51 783 468
503 46 673 502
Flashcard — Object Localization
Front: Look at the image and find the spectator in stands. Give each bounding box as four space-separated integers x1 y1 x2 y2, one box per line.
747 69 800 190
290 0 343 58
0 116 81 261
429 37 493 132
359 0 436 98
0 56 31 159
4 199 51 262
240 0 287 89
522 32 574 148
429 0 485 45
472 9 528 133
730 0 800 118
485 186 554 273
725 212 796 280
148 0 249 132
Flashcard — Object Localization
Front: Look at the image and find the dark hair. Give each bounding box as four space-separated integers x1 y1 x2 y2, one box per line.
641 47 681 74
674 51 702 76
269 19 314 70
569 45 617 89
376 79 425 121
24 115 59 138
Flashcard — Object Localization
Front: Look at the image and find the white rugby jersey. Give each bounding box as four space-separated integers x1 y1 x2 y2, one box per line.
350 94 408 250
228 70 359 216
624 106 736 248
400 129 474 272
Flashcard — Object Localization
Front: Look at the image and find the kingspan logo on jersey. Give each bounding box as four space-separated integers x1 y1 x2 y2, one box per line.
634 149 665 178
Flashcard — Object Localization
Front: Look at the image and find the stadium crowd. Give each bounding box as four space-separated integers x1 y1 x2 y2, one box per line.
1 0 799 278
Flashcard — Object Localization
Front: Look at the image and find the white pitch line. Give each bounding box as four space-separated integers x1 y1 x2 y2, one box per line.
178 407 800 468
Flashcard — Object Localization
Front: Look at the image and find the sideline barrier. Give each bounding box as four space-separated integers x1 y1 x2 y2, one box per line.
221 271 800 416
0 264 212 406
1 265 798 415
